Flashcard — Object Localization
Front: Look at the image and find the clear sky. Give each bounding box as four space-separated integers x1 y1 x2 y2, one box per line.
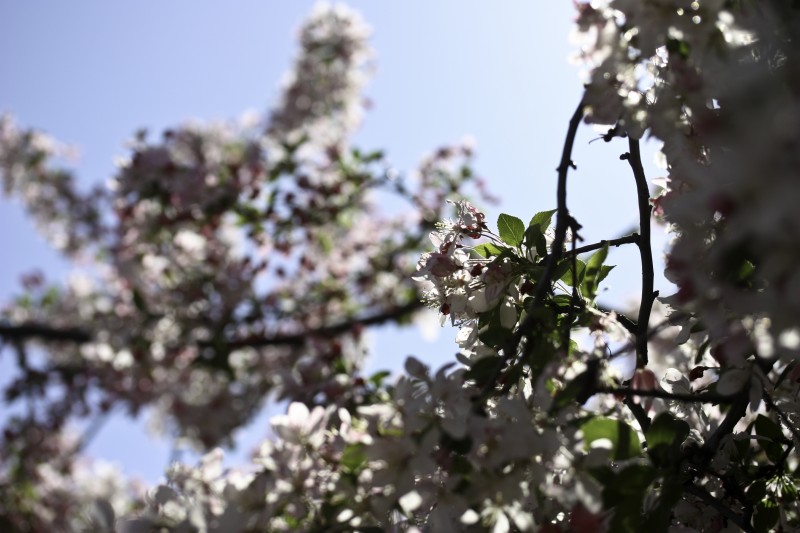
0 2 672 482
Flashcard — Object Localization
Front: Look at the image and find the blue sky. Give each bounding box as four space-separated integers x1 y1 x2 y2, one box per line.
0 2 672 482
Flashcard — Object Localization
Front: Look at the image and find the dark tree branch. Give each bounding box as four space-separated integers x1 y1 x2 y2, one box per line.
1 301 423 351
522 100 585 338
623 397 651 432
563 228 580 349
594 303 638 335
622 138 655 367
0 322 92 344
475 100 585 400
595 386 737 404
220 300 424 348
702 392 749 455
565 233 639 257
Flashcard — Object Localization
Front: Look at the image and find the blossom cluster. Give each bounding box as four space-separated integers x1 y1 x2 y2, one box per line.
573 0 800 372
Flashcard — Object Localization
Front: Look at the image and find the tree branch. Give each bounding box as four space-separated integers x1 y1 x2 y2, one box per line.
0 301 424 351
595 386 737 404
565 233 639 257
622 139 655 367
0 322 92 344
476 100 585 400
515 102 584 347
223 300 424 348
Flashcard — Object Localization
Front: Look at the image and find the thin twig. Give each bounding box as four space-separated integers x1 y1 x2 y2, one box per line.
563 227 580 349
565 234 639 257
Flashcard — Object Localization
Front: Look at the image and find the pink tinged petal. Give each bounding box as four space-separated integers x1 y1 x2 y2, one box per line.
427 253 461 277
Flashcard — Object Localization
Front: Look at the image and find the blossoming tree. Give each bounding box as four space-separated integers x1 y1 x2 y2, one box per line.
2 1 800 532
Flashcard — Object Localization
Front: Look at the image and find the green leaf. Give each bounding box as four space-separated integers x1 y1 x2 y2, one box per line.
580 417 641 461
597 264 615 284
560 259 587 286
602 464 655 533
603 464 655 504
465 356 501 387
642 478 684 532
523 224 544 251
317 232 333 254
132 287 149 314
581 243 611 300
529 209 557 230
368 370 391 388
40 286 60 308
497 213 525 247
550 293 576 309
646 412 690 449
340 443 367 473
645 412 690 468
477 306 512 347
747 479 767 503
754 414 785 463
666 37 691 59
473 242 503 258
753 499 780 533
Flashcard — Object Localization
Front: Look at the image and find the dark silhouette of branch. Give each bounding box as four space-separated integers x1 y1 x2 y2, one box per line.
622 138 655 367
563 232 580 349
565 233 639 257
475 100 585 400
521 100 585 339
623 397 651 432
594 303 638 334
0 301 424 351
0 322 92 344
595 386 737 404
224 300 424 348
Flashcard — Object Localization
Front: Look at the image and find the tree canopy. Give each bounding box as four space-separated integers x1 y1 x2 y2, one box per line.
2 2 800 532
